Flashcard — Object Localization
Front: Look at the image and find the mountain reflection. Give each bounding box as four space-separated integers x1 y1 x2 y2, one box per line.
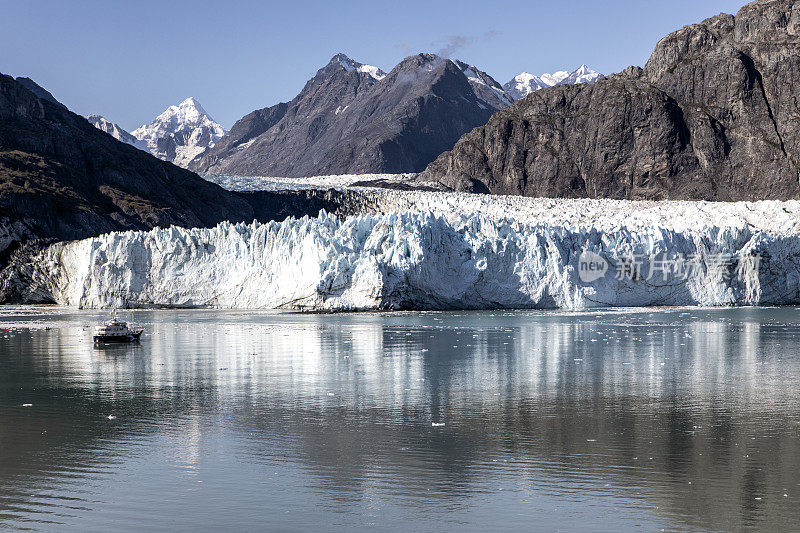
1 308 799 531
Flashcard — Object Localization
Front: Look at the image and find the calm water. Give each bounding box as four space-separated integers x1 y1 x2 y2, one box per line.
1 306 799 532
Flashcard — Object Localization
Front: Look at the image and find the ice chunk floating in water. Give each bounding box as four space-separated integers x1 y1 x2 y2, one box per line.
10 207 800 310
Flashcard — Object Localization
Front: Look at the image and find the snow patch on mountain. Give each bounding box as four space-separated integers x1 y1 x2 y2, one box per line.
132 97 227 168
86 114 147 150
333 53 512 106
335 54 386 80
357 64 386 80
451 60 513 107
540 70 570 86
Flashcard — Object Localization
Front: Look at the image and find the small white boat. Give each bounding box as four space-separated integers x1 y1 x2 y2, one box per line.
93 310 143 343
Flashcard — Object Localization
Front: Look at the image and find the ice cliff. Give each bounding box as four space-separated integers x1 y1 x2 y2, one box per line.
7 198 800 310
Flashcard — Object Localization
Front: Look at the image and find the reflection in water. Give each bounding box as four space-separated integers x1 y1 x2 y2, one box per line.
1 307 799 531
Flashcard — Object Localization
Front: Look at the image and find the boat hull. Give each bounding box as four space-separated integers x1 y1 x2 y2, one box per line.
93 331 143 343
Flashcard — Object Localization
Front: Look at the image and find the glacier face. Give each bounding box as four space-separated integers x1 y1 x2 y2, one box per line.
17 202 800 310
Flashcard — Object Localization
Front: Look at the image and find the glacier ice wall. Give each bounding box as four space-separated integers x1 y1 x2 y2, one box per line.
16 209 800 310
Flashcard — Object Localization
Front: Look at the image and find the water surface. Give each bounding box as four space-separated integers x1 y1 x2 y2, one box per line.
1 306 799 532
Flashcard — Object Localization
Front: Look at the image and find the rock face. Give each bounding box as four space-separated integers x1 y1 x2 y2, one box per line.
503 65 601 100
86 114 148 150
189 53 513 177
0 73 254 255
132 97 226 168
421 0 800 201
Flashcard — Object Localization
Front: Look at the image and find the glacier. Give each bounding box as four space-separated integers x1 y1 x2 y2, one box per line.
10 190 800 310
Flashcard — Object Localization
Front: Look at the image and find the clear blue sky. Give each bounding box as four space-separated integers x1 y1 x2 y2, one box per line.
1 0 750 131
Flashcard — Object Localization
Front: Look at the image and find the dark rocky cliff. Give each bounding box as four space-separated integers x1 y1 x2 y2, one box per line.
419 0 800 201
0 73 254 253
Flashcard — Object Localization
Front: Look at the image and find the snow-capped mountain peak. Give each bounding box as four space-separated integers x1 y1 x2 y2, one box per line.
504 65 602 100
149 97 209 129
132 98 227 168
559 64 601 85
179 96 206 114
502 72 549 100
539 70 570 86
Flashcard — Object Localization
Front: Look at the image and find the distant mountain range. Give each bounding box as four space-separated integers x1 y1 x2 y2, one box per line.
189 53 578 177
84 57 599 175
502 65 601 100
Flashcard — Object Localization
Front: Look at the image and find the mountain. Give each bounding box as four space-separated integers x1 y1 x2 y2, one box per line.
539 70 570 87
503 65 601 100
0 72 254 255
132 97 226 168
502 73 549 100
419 0 800 201
86 114 147 150
557 64 601 85
451 59 514 109
189 53 513 177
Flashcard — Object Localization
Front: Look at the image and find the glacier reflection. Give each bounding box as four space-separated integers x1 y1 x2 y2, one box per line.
0 307 799 531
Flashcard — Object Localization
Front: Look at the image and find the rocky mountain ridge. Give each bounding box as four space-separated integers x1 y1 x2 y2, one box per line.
189 53 514 177
420 0 800 201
